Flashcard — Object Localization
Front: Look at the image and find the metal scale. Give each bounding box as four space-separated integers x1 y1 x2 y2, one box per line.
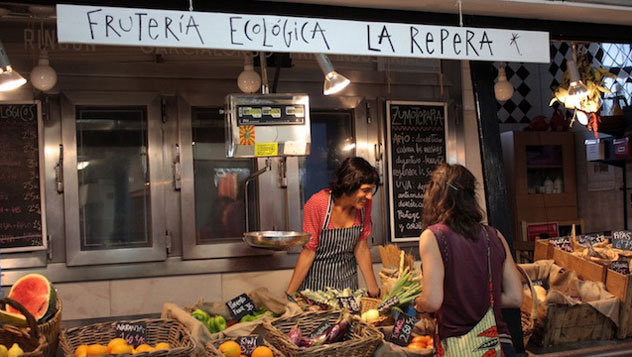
225 93 312 250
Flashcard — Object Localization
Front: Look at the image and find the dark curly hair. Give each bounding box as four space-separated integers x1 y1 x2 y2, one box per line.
330 157 380 199
422 163 483 240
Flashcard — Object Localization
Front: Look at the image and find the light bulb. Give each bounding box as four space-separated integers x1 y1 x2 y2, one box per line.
237 55 261 94
494 66 514 102
30 50 57 91
576 110 589 126
315 54 350 95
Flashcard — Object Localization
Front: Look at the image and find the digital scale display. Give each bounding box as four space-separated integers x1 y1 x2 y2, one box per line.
237 104 305 126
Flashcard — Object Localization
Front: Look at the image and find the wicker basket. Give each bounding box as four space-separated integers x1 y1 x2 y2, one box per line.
206 336 284 356
517 265 537 347
263 310 383 357
360 297 392 326
38 296 62 357
0 298 48 357
59 318 196 357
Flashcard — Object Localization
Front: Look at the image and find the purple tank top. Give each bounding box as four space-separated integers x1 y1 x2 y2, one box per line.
428 223 510 340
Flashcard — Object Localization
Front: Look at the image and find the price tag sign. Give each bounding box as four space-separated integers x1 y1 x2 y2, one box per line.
226 293 257 321
338 296 360 314
550 236 571 252
309 320 332 339
578 234 606 247
613 231 632 251
378 296 400 313
389 313 417 346
115 322 147 348
611 260 630 275
236 335 264 355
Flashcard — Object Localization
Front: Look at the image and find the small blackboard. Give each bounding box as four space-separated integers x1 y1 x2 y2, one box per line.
386 101 447 242
309 320 332 339
236 335 264 355
550 236 571 252
0 102 46 252
377 296 400 313
613 231 632 251
115 321 147 348
578 234 606 247
226 293 256 321
611 260 630 275
338 296 360 314
389 313 417 347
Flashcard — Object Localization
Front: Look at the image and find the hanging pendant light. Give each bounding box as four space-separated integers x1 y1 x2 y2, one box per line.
566 56 589 109
494 65 514 102
0 39 27 92
237 53 261 94
315 54 350 95
30 49 57 91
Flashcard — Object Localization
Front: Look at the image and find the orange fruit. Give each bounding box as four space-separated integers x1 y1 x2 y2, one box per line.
251 346 274 357
407 342 427 350
218 341 241 357
154 342 170 350
110 344 134 354
86 344 108 355
75 345 89 357
135 344 155 353
107 338 128 353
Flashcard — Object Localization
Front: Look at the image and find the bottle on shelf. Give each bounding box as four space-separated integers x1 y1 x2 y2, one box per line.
544 177 554 194
553 176 563 194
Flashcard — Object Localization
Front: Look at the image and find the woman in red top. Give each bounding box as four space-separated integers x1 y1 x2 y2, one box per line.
286 157 380 297
414 163 523 356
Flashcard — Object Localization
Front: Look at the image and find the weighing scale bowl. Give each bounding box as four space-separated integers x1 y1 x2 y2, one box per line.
243 231 311 250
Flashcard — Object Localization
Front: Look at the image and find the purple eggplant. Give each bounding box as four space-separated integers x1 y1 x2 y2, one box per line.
326 313 352 343
301 332 327 347
288 325 303 346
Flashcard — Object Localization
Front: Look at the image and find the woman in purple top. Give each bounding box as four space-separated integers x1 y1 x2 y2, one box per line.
414 163 523 356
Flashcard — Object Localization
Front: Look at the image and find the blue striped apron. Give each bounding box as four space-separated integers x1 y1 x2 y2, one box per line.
301 194 364 291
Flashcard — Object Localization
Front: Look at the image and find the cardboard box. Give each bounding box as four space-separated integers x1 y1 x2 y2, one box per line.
614 137 631 159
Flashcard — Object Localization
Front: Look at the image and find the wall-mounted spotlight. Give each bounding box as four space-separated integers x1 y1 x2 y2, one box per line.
315 54 350 95
0 39 27 92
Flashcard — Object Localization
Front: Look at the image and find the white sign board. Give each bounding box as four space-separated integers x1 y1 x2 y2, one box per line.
57 4 550 63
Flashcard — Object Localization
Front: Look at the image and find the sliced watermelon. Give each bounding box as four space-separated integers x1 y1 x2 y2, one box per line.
6 273 56 322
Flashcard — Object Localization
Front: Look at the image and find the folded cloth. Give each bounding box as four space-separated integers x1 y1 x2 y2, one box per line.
161 302 210 357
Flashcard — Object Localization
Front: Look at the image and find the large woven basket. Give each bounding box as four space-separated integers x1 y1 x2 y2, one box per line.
263 310 383 357
59 318 196 357
39 295 61 357
0 298 48 357
206 336 284 356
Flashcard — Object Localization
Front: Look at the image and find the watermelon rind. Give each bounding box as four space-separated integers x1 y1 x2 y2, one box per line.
0 309 28 327
6 273 56 322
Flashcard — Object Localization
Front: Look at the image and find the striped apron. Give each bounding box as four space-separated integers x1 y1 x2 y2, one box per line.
301 194 364 291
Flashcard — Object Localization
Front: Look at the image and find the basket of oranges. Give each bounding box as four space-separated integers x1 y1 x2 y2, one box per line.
206 337 282 357
59 318 196 356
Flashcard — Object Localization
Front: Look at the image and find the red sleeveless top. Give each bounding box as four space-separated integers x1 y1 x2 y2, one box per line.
427 223 511 340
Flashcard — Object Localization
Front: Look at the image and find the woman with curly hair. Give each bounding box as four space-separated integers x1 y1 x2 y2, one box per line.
286 157 380 298
414 163 523 356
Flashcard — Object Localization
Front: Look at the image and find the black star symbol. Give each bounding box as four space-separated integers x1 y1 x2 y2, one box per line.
510 33 522 56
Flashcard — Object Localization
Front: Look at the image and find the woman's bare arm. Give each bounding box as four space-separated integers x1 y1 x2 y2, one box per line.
414 229 444 313
497 230 523 308
286 248 316 294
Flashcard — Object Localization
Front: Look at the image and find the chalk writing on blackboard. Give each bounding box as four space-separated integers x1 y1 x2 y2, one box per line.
386 101 446 242
0 102 46 252
115 322 147 348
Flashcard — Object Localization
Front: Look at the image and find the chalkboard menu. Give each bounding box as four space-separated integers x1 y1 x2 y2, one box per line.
0 102 46 252
386 101 447 242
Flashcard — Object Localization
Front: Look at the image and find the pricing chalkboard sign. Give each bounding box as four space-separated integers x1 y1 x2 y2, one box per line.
0 102 46 252
550 236 571 252
226 293 256 321
115 321 147 347
613 231 632 251
386 101 447 242
578 234 606 247
338 296 360 314
389 313 417 346
309 320 332 339
236 335 264 355
611 260 630 275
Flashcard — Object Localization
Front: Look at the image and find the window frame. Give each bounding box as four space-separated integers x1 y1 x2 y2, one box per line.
61 91 167 266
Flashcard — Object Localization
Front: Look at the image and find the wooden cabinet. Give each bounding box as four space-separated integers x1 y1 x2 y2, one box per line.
501 131 578 255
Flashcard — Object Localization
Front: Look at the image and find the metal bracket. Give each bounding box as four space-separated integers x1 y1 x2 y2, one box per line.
173 144 182 191
278 157 288 188
46 235 52 260
366 101 372 124
161 97 168 123
165 230 172 254
54 144 63 193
